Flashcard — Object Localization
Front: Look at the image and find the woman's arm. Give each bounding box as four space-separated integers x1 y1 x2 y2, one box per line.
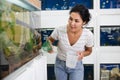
48 36 55 43
77 46 92 60
47 36 55 53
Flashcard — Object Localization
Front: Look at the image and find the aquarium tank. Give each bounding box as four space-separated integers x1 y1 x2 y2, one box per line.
0 0 41 79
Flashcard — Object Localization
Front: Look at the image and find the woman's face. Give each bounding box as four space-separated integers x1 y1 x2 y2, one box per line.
68 12 85 33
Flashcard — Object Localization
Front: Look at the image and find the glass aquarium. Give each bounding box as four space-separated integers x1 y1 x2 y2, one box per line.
68 0 93 9
100 64 120 80
41 0 93 10
100 0 120 9
0 0 41 79
100 26 120 46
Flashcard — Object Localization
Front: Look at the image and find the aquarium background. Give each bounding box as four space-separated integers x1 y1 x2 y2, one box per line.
41 0 93 10
100 0 120 9
36 28 59 46
0 1 41 79
100 26 120 46
100 64 120 80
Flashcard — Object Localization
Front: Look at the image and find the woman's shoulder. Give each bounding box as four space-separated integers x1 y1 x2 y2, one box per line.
83 28 93 36
55 25 67 32
83 28 92 33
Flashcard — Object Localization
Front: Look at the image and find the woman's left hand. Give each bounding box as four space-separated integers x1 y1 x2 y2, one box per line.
77 51 84 61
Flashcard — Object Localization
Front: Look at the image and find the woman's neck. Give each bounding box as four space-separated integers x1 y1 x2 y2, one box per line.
67 26 82 35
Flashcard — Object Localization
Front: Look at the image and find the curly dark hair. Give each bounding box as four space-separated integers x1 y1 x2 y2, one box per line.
69 4 91 24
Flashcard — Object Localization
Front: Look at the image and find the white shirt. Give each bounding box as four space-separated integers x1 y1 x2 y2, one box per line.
51 26 94 61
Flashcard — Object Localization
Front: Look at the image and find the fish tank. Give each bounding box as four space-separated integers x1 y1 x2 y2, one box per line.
100 64 120 80
100 26 120 46
0 0 41 79
100 0 120 9
41 0 93 10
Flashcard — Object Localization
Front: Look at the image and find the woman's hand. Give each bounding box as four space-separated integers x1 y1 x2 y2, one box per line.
47 37 54 53
76 47 92 60
77 51 84 61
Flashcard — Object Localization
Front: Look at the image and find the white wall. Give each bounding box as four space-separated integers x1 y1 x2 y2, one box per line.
40 10 97 28
41 10 69 28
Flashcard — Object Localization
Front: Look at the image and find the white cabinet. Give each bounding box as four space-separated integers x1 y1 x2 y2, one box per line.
3 56 47 80
33 56 47 80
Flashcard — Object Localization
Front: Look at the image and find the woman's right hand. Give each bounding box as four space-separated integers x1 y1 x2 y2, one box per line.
47 37 54 53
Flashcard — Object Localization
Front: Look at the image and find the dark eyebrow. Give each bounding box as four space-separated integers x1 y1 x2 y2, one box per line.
69 15 80 22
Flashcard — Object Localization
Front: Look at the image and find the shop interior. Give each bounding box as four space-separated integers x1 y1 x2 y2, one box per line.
0 0 120 80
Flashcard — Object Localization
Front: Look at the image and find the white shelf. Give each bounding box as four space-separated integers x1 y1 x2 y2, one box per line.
99 9 120 15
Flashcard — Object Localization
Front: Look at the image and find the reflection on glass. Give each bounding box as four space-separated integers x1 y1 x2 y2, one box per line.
100 64 120 80
0 1 42 79
100 0 120 9
41 0 93 10
100 26 120 46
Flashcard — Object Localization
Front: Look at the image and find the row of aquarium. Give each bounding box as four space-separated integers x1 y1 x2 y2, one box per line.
0 0 41 79
41 0 120 10
0 0 120 80
36 26 120 46
47 64 120 80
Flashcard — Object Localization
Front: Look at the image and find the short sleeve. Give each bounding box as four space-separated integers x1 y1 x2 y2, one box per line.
50 27 59 40
86 31 94 47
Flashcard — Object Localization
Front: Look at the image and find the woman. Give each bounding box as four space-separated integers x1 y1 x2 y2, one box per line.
48 4 94 80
